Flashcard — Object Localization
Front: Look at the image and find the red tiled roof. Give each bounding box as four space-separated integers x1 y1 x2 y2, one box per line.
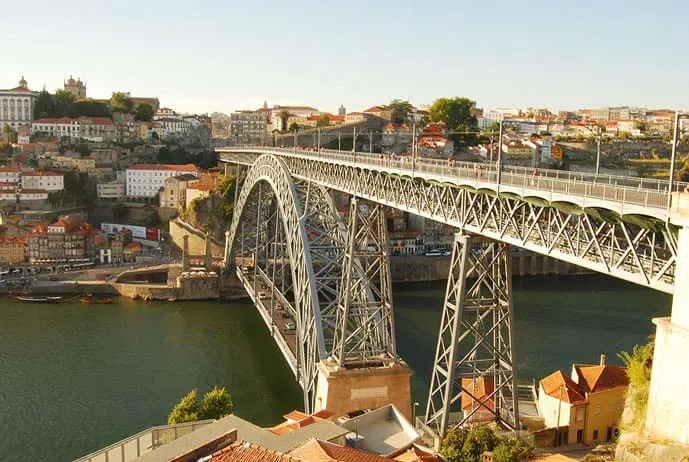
0 168 21 173
575 365 628 394
283 410 309 421
22 171 62 177
128 163 200 172
78 117 113 125
211 440 304 462
124 242 142 250
0 237 27 244
8 86 33 92
273 105 318 111
461 377 495 412
33 117 74 124
290 439 390 462
187 179 214 192
20 189 48 194
541 370 587 405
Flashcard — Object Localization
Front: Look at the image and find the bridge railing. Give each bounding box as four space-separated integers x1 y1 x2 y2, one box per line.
219 146 688 211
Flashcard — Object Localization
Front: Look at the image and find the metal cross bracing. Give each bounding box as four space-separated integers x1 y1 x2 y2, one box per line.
224 154 395 411
332 197 397 367
220 151 677 293
424 233 519 437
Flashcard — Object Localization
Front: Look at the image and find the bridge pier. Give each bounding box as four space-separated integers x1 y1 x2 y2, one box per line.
424 233 519 437
645 200 689 445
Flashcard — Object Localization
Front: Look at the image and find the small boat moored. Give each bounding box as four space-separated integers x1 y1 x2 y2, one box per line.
80 295 114 304
15 295 63 303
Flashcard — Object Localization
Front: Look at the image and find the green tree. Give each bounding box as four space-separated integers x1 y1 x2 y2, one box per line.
34 90 54 119
278 110 290 132
289 122 299 133
493 438 532 462
440 429 468 462
462 426 498 461
429 97 479 146
135 102 154 122
71 98 111 118
388 99 414 124
168 389 200 424
317 113 330 127
2 124 15 143
111 92 135 113
53 89 75 117
199 386 233 420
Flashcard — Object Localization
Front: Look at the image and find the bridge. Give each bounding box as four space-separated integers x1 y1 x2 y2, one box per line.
218 146 689 446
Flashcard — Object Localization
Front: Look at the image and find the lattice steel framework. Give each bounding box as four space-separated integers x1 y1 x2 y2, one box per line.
425 233 519 437
224 154 349 411
332 197 396 366
261 156 677 293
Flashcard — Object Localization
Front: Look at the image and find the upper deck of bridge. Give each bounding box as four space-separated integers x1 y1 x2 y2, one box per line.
217 146 687 221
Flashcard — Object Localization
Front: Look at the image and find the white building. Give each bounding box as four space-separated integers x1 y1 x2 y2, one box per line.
126 164 200 198
97 181 126 200
0 167 21 184
0 76 38 131
32 117 79 138
154 118 191 138
31 116 114 141
21 171 64 191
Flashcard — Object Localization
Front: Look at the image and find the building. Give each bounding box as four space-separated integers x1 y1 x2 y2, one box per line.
185 178 215 209
97 181 126 200
461 377 495 426
381 122 412 154
126 164 200 198
154 118 192 138
229 111 267 145
160 174 199 210
21 171 64 191
63 76 86 100
0 167 21 184
0 76 38 131
31 116 115 142
29 216 104 263
538 355 628 445
0 237 27 264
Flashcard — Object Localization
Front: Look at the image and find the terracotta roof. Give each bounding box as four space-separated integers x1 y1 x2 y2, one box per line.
0 168 21 173
127 163 200 172
20 189 48 194
461 377 495 412
540 370 586 405
273 106 318 111
363 106 386 113
22 171 62 177
0 237 27 244
78 117 113 126
33 117 74 124
125 242 142 250
289 439 390 462
574 365 628 394
210 440 304 462
284 410 310 421
187 179 214 192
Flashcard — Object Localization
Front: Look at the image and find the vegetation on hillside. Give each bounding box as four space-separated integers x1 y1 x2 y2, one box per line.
618 339 654 432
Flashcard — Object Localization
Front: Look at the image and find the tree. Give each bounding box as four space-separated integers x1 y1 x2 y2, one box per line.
34 90 54 119
199 386 233 420
317 113 330 127
111 92 135 113
168 389 200 424
112 203 128 221
2 124 15 143
135 102 154 122
71 98 111 118
278 110 290 132
168 387 234 424
53 89 75 118
441 426 530 462
289 122 299 133
429 97 479 146
388 99 414 124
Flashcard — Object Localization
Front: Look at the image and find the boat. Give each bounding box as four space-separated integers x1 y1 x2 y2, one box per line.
15 295 63 303
80 296 114 304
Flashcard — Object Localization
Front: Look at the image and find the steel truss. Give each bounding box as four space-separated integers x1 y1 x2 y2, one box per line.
272 157 676 293
425 233 519 437
224 154 348 411
333 197 396 366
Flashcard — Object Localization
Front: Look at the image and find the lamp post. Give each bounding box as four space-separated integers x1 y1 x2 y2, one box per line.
497 119 504 188
412 401 420 424
667 111 687 213
584 123 603 177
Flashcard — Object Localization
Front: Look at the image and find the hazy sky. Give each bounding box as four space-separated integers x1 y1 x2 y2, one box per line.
2 0 687 114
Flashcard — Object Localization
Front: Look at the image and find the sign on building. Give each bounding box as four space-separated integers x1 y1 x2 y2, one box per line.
551 144 563 161
101 223 161 242
540 140 552 164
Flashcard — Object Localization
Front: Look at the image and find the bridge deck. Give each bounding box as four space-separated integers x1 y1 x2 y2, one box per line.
220 146 686 220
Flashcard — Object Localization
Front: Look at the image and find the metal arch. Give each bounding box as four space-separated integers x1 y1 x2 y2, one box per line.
224 154 328 412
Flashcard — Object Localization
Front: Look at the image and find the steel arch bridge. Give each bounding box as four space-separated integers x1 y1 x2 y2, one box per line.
219 146 682 437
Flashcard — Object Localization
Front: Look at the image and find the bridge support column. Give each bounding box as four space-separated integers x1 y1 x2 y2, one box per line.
645 203 689 445
424 233 519 438
319 197 412 420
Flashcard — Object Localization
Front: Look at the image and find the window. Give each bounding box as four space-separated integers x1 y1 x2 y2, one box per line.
593 429 599 440
594 404 601 415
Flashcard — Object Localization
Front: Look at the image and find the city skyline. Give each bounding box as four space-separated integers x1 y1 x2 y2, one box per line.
2 0 687 114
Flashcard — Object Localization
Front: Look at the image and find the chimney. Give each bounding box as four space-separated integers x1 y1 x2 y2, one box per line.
600 354 606 366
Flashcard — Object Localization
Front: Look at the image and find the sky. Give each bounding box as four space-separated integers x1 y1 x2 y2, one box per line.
2 0 688 115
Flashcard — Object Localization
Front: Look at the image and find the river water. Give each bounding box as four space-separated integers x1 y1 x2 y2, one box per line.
0 274 670 461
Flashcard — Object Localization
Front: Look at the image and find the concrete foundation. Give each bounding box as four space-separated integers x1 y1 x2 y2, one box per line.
314 358 413 421
643 195 689 447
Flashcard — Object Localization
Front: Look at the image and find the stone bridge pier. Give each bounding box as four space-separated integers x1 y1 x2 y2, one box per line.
644 194 689 447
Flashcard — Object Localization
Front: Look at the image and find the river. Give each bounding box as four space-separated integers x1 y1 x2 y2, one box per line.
0 274 670 461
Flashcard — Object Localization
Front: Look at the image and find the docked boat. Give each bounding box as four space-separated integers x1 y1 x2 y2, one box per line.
15 295 62 303
80 296 114 304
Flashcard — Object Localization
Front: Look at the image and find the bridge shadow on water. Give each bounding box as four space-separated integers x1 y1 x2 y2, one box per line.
392 273 671 409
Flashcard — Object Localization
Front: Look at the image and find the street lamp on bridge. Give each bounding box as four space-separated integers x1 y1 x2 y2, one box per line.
667 111 689 213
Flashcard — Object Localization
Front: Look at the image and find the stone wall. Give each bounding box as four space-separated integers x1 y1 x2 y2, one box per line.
169 219 224 257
